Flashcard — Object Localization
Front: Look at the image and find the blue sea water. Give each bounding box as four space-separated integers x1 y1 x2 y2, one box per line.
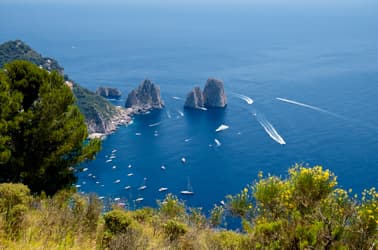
1 3 378 212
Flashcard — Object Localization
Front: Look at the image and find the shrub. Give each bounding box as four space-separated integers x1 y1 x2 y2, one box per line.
103 209 133 234
163 219 188 241
158 194 186 220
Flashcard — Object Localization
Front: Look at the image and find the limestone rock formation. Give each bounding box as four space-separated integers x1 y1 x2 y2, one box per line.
203 78 227 108
125 79 164 113
184 78 227 109
96 87 122 99
184 86 204 109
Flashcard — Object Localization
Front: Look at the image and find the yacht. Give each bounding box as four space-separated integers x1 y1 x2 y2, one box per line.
158 187 168 192
180 177 194 195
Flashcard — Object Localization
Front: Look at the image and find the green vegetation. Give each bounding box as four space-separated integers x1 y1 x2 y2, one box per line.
0 61 100 195
0 40 63 74
0 165 376 249
0 40 127 134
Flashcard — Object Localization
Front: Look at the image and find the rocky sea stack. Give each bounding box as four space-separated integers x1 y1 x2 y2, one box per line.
184 78 227 109
125 79 164 113
184 86 204 109
96 87 122 99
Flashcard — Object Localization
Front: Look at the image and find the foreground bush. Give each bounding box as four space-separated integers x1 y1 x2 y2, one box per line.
0 165 376 249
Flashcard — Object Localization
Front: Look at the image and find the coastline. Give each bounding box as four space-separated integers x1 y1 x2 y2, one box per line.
87 106 134 140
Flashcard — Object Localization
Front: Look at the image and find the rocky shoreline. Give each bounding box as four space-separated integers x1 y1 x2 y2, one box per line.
87 106 133 140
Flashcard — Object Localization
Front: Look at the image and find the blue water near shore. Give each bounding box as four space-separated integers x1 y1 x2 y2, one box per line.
1 3 378 212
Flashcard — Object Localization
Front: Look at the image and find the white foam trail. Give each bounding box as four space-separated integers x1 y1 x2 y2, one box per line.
215 124 229 132
148 122 161 127
276 97 345 119
172 96 182 100
256 115 286 145
214 138 222 146
233 93 254 104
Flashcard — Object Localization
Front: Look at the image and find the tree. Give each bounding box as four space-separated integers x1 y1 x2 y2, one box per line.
0 60 100 195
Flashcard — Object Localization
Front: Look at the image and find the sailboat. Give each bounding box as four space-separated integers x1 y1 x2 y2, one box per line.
180 177 194 195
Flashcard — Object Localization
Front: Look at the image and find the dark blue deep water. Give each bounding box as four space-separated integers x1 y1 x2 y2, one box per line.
1 3 377 212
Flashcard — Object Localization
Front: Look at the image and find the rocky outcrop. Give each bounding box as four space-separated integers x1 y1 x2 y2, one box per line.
203 78 227 108
125 79 164 113
184 78 227 109
73 84 132 135
184 86 204 109
0 40 133 137
96 87 122 99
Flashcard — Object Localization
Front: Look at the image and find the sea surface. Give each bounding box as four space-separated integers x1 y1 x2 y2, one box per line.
1 2 378 212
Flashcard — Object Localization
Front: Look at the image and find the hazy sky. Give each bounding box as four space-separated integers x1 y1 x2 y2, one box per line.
2 0 376 6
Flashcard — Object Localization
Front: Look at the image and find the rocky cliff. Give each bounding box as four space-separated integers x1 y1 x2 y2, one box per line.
184 78 227 109
184 86 204 109
96 87 122 99
0 40 131 136
125 79 164 113
203 78 227 108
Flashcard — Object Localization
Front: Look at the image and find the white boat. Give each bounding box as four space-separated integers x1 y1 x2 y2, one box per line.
114 179 121 184
215 124 229 132
180 177 194 195
135 197 144 202
180 190 194 195
114 197 120 201
135 132 142 136
112 166 117 169
106 159 112 163
88 173 92 177
161 165 166 170
109 155 116 159
138 178 147 190
95 181 100 184
181 157 186 163
98 196 104 200
75 184 81 188
82 167 88 172
112 149 117 153
125 186 131 190
128 164 132 169
214 138 221 147
128 173 134 177
158 187 168 192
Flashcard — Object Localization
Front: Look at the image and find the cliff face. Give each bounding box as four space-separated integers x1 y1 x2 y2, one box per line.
184 78 227 109
96 87 122 99
125 79 164 113
203 78 227 108
184 86 204 109
0 40 131 135
73 84 131 134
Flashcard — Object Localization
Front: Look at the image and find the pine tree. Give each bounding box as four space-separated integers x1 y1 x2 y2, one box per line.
0 60 100 195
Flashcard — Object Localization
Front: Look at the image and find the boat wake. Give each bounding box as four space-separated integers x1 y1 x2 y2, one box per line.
172 96 182 100
166 110 172 118
233 92 254 105
148 122 162 127
255 115 286 145
276 97 345 119
177 110 184 117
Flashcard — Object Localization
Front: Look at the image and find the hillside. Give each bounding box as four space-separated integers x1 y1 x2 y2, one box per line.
0 40 131 135
0 166 376 249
